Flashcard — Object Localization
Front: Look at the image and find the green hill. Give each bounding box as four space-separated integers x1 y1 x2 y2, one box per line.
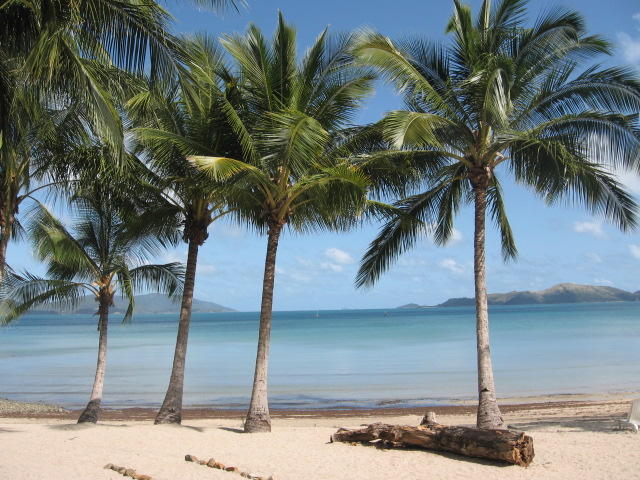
30 293 234 314
437 283 639 307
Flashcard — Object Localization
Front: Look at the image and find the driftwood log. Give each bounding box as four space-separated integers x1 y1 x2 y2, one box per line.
330 413 534 467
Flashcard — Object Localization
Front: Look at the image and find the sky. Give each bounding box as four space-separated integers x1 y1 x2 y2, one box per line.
11 0 640 311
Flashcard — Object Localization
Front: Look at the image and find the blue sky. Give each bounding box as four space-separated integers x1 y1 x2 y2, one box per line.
12 0 640 311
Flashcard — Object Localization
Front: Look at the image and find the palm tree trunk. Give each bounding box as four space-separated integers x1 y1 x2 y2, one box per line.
0 209 14 288
77 293 110 424
155 239 199 425
0 228 9 287
244 223 282 433
473 176 504 430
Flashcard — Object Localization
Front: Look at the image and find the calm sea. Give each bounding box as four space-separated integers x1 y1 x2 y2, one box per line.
1 302 639 409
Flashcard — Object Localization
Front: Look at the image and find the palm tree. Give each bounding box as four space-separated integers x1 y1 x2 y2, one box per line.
0 184 184 423
0 101 91 286
193 13 374 432
126 35 244 424
0 0 184 150
353 0 640 429
0 0 245 150
0 0 182 286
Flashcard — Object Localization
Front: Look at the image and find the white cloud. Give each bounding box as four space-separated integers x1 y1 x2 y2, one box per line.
618 13 640 64
199 264 216 274
288 270 313 282
630 244 640 259
613 168 640 195
585 252 602 263
604 158 640 195
593 278 614 286
438 258 465 275
448 228 463 244
573 221 605 238
324 247 354 265
320 262 344 273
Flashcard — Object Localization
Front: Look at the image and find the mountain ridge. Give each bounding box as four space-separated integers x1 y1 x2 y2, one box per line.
29 293 235 314
398 283 640 308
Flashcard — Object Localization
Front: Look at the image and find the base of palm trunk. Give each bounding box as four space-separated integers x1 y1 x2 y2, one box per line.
154 406 182 425
77 399 101 424
477 395 504 429
244 412 271 433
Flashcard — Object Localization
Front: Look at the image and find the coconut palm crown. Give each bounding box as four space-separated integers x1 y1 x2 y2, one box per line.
126 34 246 425
193 13 375 432
353 0 640 429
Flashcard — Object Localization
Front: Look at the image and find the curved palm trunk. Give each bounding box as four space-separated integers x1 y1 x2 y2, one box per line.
155 239 199 424
244 224 282 433
77 294 110 424
473 178 504 429
0 210 14 288
0 229 9 287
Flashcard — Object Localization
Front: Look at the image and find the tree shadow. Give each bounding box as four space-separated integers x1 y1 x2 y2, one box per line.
218 426 244 434
338 440 513 468
0 427 22 433
46 422 129 430
176 424 205 432
507 415 627 434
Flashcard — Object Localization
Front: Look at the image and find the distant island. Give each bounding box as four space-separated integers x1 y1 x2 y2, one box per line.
398 283 640 308
29 293 235 314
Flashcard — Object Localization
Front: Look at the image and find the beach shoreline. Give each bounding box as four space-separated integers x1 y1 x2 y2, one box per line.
2 392 637 420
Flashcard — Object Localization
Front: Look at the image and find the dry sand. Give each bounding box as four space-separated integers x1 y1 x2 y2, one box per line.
0 400 638 480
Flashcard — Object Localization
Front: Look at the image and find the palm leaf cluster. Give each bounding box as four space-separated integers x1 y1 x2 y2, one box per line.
351 0 640 428
0 0 639 431
1 190 183 325
192 13 376 234
355 0 640 287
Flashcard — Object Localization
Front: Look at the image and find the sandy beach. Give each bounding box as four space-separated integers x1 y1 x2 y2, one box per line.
1 397 638 480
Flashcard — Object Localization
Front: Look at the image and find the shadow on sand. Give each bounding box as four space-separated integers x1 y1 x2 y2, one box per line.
218 426 245 434
508 414 629 434
0 427 23 433
46 422 129 430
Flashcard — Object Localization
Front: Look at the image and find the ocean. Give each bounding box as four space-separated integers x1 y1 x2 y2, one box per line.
1 302 639 409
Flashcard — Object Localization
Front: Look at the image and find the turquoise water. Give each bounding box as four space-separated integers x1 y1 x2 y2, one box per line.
1 302 639 409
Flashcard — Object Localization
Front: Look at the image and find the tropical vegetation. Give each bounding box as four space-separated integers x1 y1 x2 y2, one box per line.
353 0 640 428
1 0 639 433
0 175 184 423
194 13 374 432
126 35 244 425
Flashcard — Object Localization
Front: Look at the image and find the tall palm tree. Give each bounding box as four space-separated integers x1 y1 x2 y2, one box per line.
126 35 244 424
0 184 184 423
0 0 183 150
0 0 245 288
353 0 640 429
0 0 244 150
0 101 91 286
193 14 374 432
0 0 182 286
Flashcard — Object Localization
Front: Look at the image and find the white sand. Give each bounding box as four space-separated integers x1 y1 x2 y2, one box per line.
1 402 638 480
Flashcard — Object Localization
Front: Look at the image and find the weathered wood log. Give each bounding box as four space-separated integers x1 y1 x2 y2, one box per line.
330 417 534 467
422 411 438 425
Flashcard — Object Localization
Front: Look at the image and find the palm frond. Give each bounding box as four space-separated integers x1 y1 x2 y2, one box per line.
0 272 90 325
128 262 185 301
355 185 445 288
